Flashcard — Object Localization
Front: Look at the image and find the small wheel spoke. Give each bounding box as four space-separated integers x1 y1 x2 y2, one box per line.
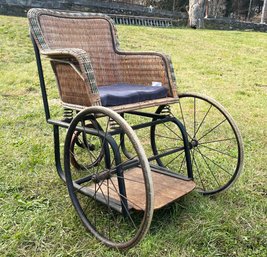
110 131 124 168
70 150 91 172
84 137 95 165
109 130 137 170
71 121 104 171
70 144 103 172
76 137 85 148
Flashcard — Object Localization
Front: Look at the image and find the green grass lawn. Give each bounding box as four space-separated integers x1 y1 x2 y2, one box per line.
0 15 266 256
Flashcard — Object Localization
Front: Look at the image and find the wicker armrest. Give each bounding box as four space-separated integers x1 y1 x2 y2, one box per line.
117 50 177 98
41 48 99 96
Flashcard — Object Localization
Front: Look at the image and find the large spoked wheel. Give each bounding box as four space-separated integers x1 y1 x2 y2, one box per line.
64 106 154 249
151 93 244 195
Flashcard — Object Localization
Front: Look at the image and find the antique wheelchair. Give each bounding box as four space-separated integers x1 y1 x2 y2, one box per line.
28 8 244 249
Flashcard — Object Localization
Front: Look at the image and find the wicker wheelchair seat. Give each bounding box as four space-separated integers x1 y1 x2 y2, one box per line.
28 8 178 111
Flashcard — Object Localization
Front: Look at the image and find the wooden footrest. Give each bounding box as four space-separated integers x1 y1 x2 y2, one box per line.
89 167 196 212
149 169 195 210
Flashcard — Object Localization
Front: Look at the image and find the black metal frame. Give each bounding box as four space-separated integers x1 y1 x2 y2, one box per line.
32 34 194 213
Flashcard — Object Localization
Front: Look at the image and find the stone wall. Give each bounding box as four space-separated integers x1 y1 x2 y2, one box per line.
204 17 267 32
0 0 187 19
1 0 266 32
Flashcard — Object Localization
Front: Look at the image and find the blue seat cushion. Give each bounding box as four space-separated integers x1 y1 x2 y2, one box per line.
99 83 168 107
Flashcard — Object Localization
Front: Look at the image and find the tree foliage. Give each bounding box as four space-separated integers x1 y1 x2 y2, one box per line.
143 0 264 19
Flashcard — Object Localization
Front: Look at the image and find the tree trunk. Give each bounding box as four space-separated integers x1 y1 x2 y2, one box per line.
188 0 206 28
247 0 253 21
261 0 267 23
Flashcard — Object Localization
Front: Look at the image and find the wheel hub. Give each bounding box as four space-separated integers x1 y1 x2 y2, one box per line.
190 139 199 149
92 170 111 183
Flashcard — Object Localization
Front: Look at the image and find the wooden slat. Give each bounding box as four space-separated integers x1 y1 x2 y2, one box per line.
89 167 195 211
62 97 179 113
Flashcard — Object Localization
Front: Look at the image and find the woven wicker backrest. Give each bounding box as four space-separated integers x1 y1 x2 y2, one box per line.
42 16 121 86
29 9 120 87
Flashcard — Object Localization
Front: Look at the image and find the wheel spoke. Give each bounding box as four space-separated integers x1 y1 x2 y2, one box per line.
195 147 221 188
70 141 104 172
199 137 236 145
193 104 213 138
108 180 137 229
178 154 186 173
192 149 206 191
74 180 105 226
108 179 145 212
195 150 233 176
109 133 134 168
94 182 97 226
74 174 93 185
176 103 193 140
194 97 196 137
76 137 85 148
199 144 237 159
107 179 111 239
69 150 91 172
116 175 145 185
157 146 183 153
165 151 185 167
155 133 182 141
114 155 138 172
71 118 107 171
97 181 122 232
198 118 227 141
86 139 95 166
100 117 111 170
177 101 187 132
162 122 183 141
